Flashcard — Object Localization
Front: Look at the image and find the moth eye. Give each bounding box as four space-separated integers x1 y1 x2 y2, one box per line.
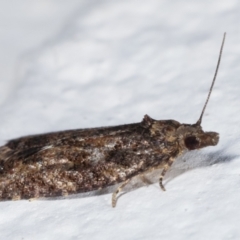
184 136 199 150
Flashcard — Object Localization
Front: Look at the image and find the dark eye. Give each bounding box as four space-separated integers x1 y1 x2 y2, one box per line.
184 136 199 150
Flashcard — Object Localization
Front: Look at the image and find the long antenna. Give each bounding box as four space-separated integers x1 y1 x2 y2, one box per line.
196 32 226 125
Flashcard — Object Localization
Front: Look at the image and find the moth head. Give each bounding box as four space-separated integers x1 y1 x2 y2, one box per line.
179 33 225 150
178 124 219 151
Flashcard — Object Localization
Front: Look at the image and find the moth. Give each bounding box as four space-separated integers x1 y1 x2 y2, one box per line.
0 33 226 207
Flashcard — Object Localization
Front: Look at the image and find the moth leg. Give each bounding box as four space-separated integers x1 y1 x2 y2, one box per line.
112 179 130 208
159 157 174 191
29 198 38 202
12 195 21 201
140 175 152 186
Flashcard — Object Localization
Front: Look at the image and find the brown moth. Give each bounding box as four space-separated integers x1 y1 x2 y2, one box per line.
0 33 226 207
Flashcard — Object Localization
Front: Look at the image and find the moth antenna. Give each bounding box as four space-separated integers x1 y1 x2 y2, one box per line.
196 32 226 126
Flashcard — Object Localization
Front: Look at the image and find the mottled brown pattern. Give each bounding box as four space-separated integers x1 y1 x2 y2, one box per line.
0 33 225 206
0 114 219 201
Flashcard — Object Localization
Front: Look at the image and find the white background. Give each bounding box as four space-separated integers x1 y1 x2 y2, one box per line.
0 1 240 239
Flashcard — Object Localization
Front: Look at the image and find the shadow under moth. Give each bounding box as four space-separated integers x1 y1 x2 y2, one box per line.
0 33 226 207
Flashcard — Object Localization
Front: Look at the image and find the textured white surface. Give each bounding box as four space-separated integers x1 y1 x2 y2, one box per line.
0 1 240 240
